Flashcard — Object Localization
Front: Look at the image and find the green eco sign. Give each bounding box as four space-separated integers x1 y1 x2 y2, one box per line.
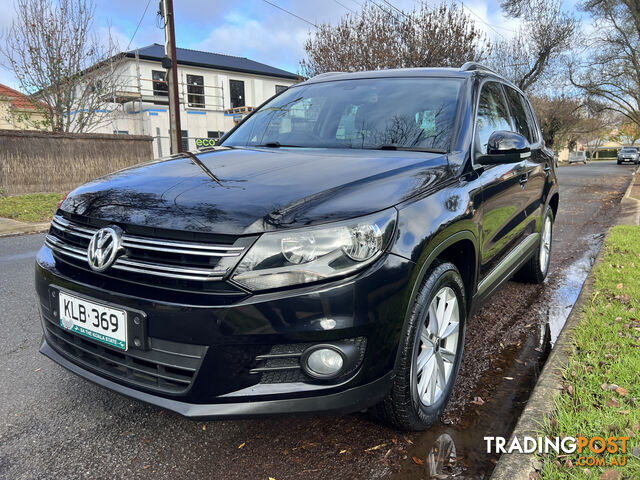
195 138 216 148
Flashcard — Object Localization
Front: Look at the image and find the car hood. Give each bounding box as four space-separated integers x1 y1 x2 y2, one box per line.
60 147 450 235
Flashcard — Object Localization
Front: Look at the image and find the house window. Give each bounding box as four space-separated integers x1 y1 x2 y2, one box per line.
181 130 189 151
187 74 205 108
230 80 245 108
275 85 288 94
207 131 224 141
113 130 129 135
152 70 168 97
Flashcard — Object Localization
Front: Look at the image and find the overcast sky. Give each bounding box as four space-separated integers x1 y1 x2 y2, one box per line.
0 0 543 89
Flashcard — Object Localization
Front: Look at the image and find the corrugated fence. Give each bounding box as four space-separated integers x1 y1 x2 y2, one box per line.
0 130 154 195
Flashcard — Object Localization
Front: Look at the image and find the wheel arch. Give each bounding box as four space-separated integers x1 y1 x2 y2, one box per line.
392 230 478 373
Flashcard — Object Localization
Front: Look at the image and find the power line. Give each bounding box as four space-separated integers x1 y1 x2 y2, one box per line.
461 2 515 39
334 0 357 14
125 0 153 51
381 0 409 18
367 0 402 22
262 0 318 28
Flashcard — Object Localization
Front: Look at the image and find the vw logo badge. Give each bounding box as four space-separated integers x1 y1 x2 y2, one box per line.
87 226 122 272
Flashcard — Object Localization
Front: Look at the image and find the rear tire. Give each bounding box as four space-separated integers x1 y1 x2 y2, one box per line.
373 262 466 431
515 206 553 284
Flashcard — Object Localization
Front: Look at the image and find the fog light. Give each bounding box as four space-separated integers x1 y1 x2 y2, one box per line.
303 347 345 378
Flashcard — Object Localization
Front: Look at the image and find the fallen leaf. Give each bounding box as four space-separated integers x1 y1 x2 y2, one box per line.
365 443 388 452
616 283 624 289
412 456 424 465
609 383 620 390
600 470 620 480
601 383 609 390
202 425 206 431
34 368 40 372
565 459 573 468
615 386 629 396
471 396 485 406
339 449 348 454
606 398 620 408
619 409 630 415
504 376 514 380
238 442 245 449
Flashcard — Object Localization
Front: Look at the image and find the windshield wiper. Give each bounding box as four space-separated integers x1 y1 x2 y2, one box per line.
255 142 304 148
375 145 447 154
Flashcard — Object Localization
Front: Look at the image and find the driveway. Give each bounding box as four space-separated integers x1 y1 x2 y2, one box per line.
0 161 636 480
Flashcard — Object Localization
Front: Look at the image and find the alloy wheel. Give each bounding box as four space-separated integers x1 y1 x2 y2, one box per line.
414 286 460 406
539 215 552 274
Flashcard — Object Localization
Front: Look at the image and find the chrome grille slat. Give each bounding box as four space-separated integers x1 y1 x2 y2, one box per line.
46 215 247 283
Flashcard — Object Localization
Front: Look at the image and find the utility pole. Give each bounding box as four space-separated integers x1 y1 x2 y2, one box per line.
162 0 182 154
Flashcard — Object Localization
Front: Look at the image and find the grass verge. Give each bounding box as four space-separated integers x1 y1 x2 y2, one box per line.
0 193 64 223
540 226 640 479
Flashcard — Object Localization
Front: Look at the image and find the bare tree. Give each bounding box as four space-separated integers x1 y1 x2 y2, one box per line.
0 0 125 132
489 0 577 92
570 0 640 128
530 94 583 149
300 2 490 77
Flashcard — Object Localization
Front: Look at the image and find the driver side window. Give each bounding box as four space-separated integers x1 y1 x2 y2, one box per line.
475 82 512 155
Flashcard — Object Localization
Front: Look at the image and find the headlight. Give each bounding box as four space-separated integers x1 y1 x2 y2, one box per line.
231 209 397 291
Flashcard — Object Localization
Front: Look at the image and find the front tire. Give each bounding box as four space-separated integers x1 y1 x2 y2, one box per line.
373 262 466 431
515 206 553 283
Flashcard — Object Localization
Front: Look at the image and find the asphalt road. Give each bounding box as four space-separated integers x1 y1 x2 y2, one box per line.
0 161 636 480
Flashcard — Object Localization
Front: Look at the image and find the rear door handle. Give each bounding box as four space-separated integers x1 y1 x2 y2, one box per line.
519 175 529 187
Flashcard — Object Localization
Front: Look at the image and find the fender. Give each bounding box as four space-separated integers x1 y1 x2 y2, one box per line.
392 229 478 371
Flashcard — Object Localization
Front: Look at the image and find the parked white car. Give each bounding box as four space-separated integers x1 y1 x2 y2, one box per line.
568 151 588 164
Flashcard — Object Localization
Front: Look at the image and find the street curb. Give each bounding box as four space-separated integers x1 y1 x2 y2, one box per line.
490 230 608 480
620 167 640 225
491 166 639 480
0 221 50 238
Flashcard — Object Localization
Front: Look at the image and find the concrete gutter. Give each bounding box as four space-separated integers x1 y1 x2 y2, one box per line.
619 167 640 225
491 167 639 480
490 230 607 480
0 217 50 237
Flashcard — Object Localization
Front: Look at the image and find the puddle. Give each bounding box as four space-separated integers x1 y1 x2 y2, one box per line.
546 234 603 344
392 234 603 480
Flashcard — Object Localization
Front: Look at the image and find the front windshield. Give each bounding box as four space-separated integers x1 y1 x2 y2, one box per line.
222 77 463 151
622 148 637 152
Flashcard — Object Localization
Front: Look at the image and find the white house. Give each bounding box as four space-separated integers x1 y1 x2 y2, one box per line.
92 44 299 157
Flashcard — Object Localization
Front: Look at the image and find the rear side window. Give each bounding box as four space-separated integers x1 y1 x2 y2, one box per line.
475 82 512 155
504 86 532 143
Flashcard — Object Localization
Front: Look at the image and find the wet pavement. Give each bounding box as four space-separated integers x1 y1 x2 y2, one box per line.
0 161 636 480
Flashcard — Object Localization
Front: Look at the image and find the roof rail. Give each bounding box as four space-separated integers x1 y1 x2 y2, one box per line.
309 71 346 80
460 62 497 74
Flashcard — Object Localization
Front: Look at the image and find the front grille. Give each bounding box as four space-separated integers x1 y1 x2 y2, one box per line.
250 337 367 384
41 304 207 395
45 214 255 292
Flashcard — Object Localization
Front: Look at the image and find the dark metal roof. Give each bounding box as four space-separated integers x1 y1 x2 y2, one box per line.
127 44 298 80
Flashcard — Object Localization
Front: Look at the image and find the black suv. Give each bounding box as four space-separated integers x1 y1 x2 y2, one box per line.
36 63 558 431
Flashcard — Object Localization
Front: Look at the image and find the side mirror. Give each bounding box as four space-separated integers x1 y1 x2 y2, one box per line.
477 131 531 165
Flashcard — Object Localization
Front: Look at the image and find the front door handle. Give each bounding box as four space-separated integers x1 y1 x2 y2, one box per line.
544 165 551 177
519 175 529 188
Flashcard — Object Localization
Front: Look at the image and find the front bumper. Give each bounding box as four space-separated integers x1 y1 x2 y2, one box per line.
40 337 394 418
36 244 414 417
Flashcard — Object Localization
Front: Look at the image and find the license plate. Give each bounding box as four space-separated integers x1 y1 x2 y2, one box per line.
58 291 127 350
